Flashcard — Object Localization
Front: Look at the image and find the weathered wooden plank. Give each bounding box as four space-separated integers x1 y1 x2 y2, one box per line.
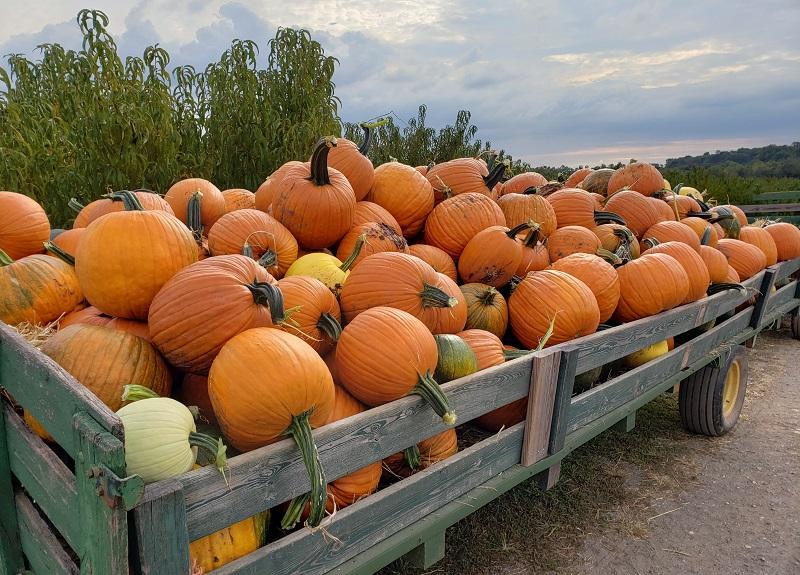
15 491 79 575
132 480 190 575
405 530 445 570
534 463 561 490
547 346 579 455
180 355 533 540
73 412 129 575
750 268 778 329
738 203 800 214
521 349 561 466
773 257 800 281
763 279 797 316
4 404 79 551
567 309 753 434
212 423 526 575
0 322 123 457
0 400 24 575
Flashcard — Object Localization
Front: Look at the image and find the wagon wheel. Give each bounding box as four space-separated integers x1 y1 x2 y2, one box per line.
678 345 748 436
792 309 800 340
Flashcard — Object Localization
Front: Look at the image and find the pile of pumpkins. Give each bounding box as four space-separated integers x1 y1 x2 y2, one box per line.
2 128 800 572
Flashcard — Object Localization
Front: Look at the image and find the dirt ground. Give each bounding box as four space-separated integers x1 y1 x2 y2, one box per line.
574 327 800 575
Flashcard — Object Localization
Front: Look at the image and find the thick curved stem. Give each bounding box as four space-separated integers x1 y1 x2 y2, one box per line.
596 247 622 266
522 225 542 247
412 372 456 425
687 211 713 220
339 234 365 272
309 136 337 186
121 384 161 402
68 198 85 213
187 191 203 241
316 312 342 342
110 190 144 211
708 213 734 224
707 282 745 295
247 282 285 324
420 283 458 308
286 412 327 527
700 225 712 246
483 161 507 190
641 237 659 250
43 241 75 265
188 432 228 476
404 445 421 470
522 186 541 196
257 249 278 269
594 211 626 225
479 286 499 306
280 492 311 531
505 220 534 239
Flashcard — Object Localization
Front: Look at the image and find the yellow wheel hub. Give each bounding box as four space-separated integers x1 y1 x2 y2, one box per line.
722 361 740 417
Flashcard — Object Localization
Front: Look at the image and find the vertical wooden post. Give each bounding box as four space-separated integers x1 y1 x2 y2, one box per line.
0 401 25 575
612 411 636 433
73 412 130 574
521 349 562 466
749 268 777 330
406 531 445 570
132 480 190 575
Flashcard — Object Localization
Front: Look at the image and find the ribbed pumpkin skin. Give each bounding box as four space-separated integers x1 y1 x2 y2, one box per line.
254 161 305 213
1 255 83 325
500 172 548 196
207 209 298 278
353 201 402 235
428 273 468 335
547 226 602 262
50 228 85 256
681 217 719 248
189 513 266 574
106 318 151 342
221 188 256 212
433 334 478 383
716 239 767 280
176 373 216 425
565 168 593 188
594 224 640 259
580 169 614 196
0 191 50 259
516 237 550 276
368 162 434 238
700 245 729 284
278 275 341 356
607 162 663 196
336 307 438 406
457 329 505 370
148 255 279 375
460 284 508 338
424 193 506 259
339 253 453 330
165 178 226 232
59 305 111 329
643 242 710 304
613 254 690 322
739 227 778 266
651 197 677 222
426 158 495 201
546 189 598 229
407 244 457 281
725 265 740 283
643 221 701 252
509 270 600 348
666 195 701 219
384 428 458 477
550 253 620 323
41 324 171 411
76 210 197 319
325 138 374 201
209 328 334 452
764 222 800 261
714 204 748 227
74 191 175 229
604 191 663 237
458 225 523 287
336 222 409 269
496 193 557 237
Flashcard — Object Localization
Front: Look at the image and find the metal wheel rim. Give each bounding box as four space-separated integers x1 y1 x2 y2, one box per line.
722 361 741 417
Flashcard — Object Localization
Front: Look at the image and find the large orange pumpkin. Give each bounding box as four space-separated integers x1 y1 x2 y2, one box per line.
716 239 767 280
407 244 457 281
335 222 409 269
546 226 602 262
176 374 216 426
665 194 702 220
509 269 600 348
353 201 402 235
428 272 468 335
272 137 356 249
0 191 50 259
457 328 506 370
221 188 255 212
738 226 778 267
254 161 305 213
460 284 508 338
764 222 800 261
496 190 557 237
642 221 701 251
105 318 151 342
324 124 376 201
458 223 530 287
681 217 718 248
424 193 506 259
699 245 729 284
516 227 551 275
148 255 283 374
605 190 664 237
564 168 593 188
72 190 174 229
499 172 548 196
642 241 710 304
607 162 664 196
165 178 226 233
59 305 111 329
278 275 342 356
550 253 620 323
367 162 434 238
426 157 506 201
613 254 690 322
546 188 624 229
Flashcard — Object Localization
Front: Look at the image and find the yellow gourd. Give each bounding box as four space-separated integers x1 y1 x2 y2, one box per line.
284 235 364 292
678 186 704 201
623 340 669 368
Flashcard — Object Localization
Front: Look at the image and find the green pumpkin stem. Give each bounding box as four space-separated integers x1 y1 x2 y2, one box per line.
110 190 144 211
309 136 337 186
43 241 75 265
241 242 254 258
188 432 228 477
257 249 278 269
357 119 388 156
594 211 626 226
412 372 456 425
285 411 327 527
522 186 541 196
68 198 86 213
339 234 366 272
522 225 542 247
707 282 745 295
700 225 712 246
404 445 421 471
503 348 531 361
596 247 622 266
247 282 285 324
708 213 734 224
641 237 659 250
505 220 534 239
612 227 636 263
420 283 458 308
0 248 14 267
280 492 311 531
121 384 161 402
187 191 204 241
483 160 508 191
316 312 342 342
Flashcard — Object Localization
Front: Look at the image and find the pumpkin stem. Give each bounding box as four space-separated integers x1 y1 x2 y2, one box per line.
707 282 745 295
483 160 508 190
68 198 85 213
188 432 228 478
110 190 144 211
521 225 542 247
257 249 278 269
670 197 681 221
503 348 531 361
412 372 456 425
339 233 366 271
420 283 458 308
0 248 14 267
594 211 626 226
285 411 328 527
246 282 286 324
612 227 637 262
505 220 534 239
404 445 421 471
357 118 389 156
641 237 659 250
43 241 75 265
478 286 499 306
316 312 342 342
309 136 337 186
280 492 311 531
187 191 204 241
241 242 254 258
121 384 161 402
708 213 734 224
700 225 712 246
596 247 622 266
522 186 541 196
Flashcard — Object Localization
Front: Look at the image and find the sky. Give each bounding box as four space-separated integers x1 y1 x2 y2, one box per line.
1 0 799 166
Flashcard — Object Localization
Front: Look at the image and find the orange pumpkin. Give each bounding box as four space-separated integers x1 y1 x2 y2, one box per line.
221 188 256 212
496 190 557 237
642 221 701 251
613 254 690 322
650 197 677 222
500 172 548 196
725 265 740 283
385 428 458 477
458 223 531 287
738 226 778 267
324 124 376 201
0 191 50 259
550 253 620 323
165 178 226 233
460 284 508 338
716 239 767 280
148 255 283 374
278 275 342 356
457 328 506 370
700 245 729 284
407 244 457 281
177 373 217 426
681 217 719 248
516 227 551 275
49 228 85 258
59 305 111 329
665 195 702 220
607 162 664 196
335 222 409 269
546 226 602 262
509 269 600 348
254 161 305 213
105 318 151 342
428 272 468 335
642 241 710 304
426 157 506 201
605 190 665 237
72 191 175 230
368 162 434 238
564 168 593 188
594 224 640 261
353 201 402 235
764 222 800 261
424 193 506 259
272 137 356 249
546 188 624 229
714 204 748 227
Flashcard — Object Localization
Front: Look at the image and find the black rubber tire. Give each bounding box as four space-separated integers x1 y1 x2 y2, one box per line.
792 310 800 340
679 346 748 436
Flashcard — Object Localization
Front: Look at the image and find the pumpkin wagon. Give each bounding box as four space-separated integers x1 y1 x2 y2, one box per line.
2 152 800 575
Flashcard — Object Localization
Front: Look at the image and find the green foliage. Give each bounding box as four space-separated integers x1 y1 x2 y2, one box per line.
666 142 800 178
0 9 339 226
